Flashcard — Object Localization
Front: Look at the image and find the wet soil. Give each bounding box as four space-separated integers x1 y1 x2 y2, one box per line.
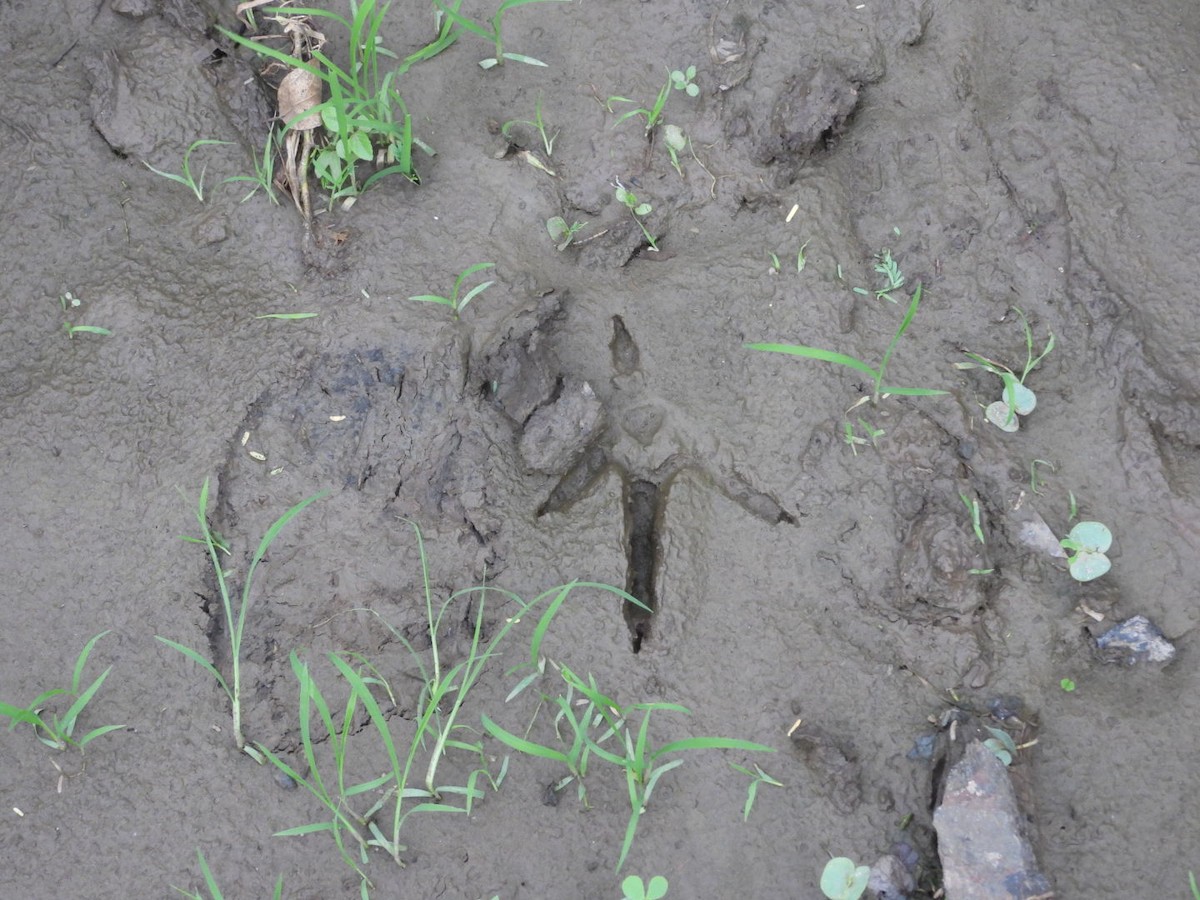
3 0 1200 897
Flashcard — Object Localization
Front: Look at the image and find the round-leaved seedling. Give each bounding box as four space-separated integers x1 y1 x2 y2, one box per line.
821 857 870 900
1060 520 1112 581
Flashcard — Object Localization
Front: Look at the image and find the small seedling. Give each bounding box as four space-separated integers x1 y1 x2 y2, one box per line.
728 762 783 821
622 875 669 900
156 480 325 759
1190 870 1199 900
669 65 699 97
0 631 122 751
434 0 569 68
223 126 281 204
614 183 658 251
983 726 1017 766
1060 520 1112 581
663 124 687 176
501 95 557 156
546 216 586 251
1068 491 1078 522
796 240 811 272
959 492 986 545
171 849 283 900
1029 458 1055 494
608 72 673 134
871 248 905 302
767 250 782 273
820 857 870 900
408 262 496 319
747 283 948 403
955 307 1055 431
143 139 232 202
1060 678 1076 692
842 418 884 455
59 291 112 339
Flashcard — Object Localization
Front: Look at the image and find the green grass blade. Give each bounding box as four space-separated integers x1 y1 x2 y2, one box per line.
0 701 45 729
60 665 112 736
155 637 231 699
408 294 454 306
75 723 124 747
330 654 403 780
880 385 949 396
481 713 570 765
652 736 776 758
456 280 494 314
433 0 495 41
745 342 879 380
275 821 338 837
70 630 110 693
195 849 224 900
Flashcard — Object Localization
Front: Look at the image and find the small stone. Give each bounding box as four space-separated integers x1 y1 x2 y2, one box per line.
1095 614 1175 665
518 378 604 475
273 769 298 791
868 854 915 900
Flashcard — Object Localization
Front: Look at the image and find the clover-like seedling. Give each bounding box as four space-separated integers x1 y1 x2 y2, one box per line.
614 183 659 251
546 216 585 251
670 65 699 97
820 857 870 900
983 726 1017 766
1060 520 1112 581
622 875 668 900
956 307 1054 432
663 124 687 176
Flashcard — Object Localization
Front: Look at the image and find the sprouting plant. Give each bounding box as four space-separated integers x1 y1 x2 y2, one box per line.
223 126 281 204
434 0 569 68
874 248 904 301
0 631 122 752
669 64 699 97
143 139 233 202
728 762 783 821
408 262 496 319
1068 491 1078 521
983 726 1018 766
59 291 112 339
842 418 884 455
1059 677 1076 692
959 492 986 545
1189 870 1200 900
796 239 811 272
767 250 782 273
1060 520 1112 581
955 306 1055 432
608 72 673 134
156 479 326 760
820 857 870 900
614 183 658 251
1029 458 1055 494
258 521 642 886
170 849 283 900
486 664 775 872
663 124 687 176
747 282 948 403
622 875 669 900
547 216 586 251
502 95 557 156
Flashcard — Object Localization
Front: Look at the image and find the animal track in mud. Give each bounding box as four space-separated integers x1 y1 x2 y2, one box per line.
532 315 797 652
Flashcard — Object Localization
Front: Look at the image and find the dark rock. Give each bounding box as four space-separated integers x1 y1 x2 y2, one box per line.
869 853 915 899
1094 614 1175 665
753 66 860 167
934 741 1052 900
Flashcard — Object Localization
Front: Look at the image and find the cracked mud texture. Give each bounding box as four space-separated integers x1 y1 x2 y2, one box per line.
3 0 1200 897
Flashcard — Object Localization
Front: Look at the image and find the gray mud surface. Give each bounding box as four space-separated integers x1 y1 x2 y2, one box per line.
3 1 1200 897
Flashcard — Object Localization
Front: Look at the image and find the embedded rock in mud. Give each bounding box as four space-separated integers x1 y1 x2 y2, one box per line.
752 66 861 167
518 377 605 476
789 723 863 814
1093 615 1176 666
85 23 223 159
893 507 987 622
934 741 1052 900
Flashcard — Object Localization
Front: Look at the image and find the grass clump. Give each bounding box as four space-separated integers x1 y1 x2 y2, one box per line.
0 630 122 751
258 521 642 889
156 479 326 760
487 661 775 872
747 282 947 404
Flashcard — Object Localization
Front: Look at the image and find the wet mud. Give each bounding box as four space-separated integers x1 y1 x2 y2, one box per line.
3 0 1200 897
